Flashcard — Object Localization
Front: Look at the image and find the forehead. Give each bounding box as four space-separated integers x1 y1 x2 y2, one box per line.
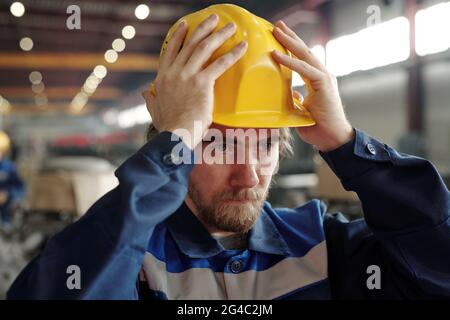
208 123 280 139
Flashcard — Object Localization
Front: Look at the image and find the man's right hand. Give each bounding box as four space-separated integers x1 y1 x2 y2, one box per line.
142 14 248 150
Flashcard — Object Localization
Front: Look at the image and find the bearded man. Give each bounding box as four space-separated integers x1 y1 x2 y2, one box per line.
8 4 450 299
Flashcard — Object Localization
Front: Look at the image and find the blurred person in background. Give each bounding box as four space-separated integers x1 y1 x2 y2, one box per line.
0 131 26 232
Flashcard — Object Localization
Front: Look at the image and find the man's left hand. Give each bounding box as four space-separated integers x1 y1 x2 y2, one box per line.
271 20 355 152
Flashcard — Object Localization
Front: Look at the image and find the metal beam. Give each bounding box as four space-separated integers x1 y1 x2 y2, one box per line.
0 52 159 71
5 103 95 115
0 86 122 100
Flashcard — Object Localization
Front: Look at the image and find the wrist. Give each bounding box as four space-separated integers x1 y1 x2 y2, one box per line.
162 122 207 150
317 124 355 152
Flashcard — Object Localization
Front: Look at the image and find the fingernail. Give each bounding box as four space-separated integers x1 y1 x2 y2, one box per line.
238 41 247 48
178 20 187 28
208 13 218 21
225 22 236 29
277 20 287 29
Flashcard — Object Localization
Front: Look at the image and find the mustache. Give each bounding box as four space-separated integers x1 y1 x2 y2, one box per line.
218 188 266 201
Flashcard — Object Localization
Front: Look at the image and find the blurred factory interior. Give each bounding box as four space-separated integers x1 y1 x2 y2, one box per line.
0 0 449 298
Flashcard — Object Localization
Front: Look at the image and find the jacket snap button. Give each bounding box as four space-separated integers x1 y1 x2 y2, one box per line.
230 260 243 273
162 153 180 166
366 143 377 155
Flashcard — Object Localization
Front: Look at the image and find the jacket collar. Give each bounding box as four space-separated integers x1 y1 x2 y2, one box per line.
166 201 291 258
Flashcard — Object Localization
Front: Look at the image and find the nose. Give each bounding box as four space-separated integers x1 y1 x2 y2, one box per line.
229 163 260 189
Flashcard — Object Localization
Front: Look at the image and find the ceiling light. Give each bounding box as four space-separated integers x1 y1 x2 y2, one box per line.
70 96 88 112
326 17 409 76
0 96 11 114
84 77 100 93
104 49 118 63
416 2 450 56
20 37 33 51
86 74 101 87
93 65 107 79
122 25 136 40
83 84 96 95
135 4 150 20
112 38 126 52
71 92 88 110
10 2 25 17
29 71 42 84
31 82 45 94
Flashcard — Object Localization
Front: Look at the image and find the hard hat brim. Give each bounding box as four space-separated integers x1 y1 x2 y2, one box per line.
213 111 316 128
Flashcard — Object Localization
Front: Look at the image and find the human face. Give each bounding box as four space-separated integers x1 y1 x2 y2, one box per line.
185 124 280 234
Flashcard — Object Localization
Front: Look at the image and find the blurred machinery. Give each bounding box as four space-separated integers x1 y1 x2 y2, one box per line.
269 132 362 219
1 154 118 298
24 156 118 217
313 155 362 219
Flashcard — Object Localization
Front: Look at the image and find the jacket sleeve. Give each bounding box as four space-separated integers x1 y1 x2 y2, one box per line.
7 132 194 299
320 128 450 299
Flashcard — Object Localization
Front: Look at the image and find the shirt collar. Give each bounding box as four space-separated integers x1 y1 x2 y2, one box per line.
166 201 291 258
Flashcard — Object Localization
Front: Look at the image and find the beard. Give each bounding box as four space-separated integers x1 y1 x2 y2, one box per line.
188 182 269 233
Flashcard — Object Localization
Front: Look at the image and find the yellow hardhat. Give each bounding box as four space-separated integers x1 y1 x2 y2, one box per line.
0 131 10 153
151 3 315 128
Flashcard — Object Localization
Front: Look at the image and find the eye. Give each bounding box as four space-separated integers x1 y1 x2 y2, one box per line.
215 143 230 152
259 140 272 151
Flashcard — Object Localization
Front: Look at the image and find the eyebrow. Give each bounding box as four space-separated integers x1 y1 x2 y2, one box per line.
203 133 278 145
